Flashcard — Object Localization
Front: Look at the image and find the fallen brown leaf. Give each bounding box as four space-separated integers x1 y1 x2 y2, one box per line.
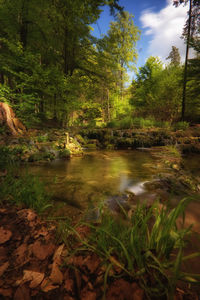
81 286 96 300
32 240 55 260
50 263 63 285
16 270 45 289
0 246 7 262
68 255 84 267
14 243 28 265
131 282 144 300
40 278 59 292
83 253 101 273
17 209 37 222
0 261 9 277
0 280 4 287
63 296 74 300
76 225 90 239
64 278 74 293
14 285 30 300
33 226 49 238
0 287 12 298
53 244 65 264
107 279 144 300
0 227 12 244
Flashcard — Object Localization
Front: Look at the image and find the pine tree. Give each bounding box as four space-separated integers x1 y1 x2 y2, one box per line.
166 46 181 66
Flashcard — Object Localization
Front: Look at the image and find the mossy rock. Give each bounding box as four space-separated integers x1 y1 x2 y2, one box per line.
28 151 55 162
59 149 71 159
115 137 133 149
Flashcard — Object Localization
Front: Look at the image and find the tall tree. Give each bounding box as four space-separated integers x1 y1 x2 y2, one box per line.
104 11 140 99
173 0 200 120
166 46 181 66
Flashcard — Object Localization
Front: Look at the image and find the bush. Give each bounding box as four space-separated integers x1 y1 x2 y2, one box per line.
154 120 171 129
106 120 120 128
119 116 133 129
173 121 189 131
132 117 155 129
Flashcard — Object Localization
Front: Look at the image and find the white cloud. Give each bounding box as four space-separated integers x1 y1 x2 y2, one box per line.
140 0 193 62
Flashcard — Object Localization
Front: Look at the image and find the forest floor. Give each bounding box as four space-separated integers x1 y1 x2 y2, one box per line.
0 203 199 300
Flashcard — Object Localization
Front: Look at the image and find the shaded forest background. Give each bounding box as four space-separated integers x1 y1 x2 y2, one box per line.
0 0 199 129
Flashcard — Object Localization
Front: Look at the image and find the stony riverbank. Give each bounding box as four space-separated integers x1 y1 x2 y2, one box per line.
0 126 199 164
78 126 200 153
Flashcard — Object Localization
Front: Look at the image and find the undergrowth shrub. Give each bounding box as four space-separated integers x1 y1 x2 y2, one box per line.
173 121 189 131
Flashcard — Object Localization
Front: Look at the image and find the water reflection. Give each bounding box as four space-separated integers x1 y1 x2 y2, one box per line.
21 150 200 230
24 150 158 208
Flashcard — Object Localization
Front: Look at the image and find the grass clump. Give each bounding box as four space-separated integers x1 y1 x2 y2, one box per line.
0 169 52 214
62 198 200 298
164 145 181 158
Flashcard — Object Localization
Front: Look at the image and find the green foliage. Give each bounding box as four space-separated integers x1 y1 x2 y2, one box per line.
132 117 155 128
164 145 181 158
37 134 49 143
59 149 71 159
118 116 133 129
106 117 133 129
65 198 200 298
0 170 52 214
130 59 183 122
106 11 140 72
107 117 163 129
173 121 189 131
0 84 12 104
28 151 55 162
0 145 27 166
85 143 97 149
107 120 120 128
166 46 181 66
0 0 128 127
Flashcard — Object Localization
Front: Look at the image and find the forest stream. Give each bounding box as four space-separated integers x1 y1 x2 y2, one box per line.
21 150 200 232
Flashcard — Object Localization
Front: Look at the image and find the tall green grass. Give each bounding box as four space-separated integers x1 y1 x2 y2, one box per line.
62 198 200 298
0 169 52 214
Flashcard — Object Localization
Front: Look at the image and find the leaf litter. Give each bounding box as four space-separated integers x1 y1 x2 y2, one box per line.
0 203 199 299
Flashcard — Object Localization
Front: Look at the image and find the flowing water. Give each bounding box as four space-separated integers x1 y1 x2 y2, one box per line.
23 150 160 210
23 150 200 227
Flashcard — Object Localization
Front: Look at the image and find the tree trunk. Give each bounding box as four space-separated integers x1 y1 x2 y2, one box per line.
107 88 110 122
182 0 193 121
0 73 4 84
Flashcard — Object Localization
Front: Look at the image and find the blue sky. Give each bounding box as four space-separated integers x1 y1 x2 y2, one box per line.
92 0 189 80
